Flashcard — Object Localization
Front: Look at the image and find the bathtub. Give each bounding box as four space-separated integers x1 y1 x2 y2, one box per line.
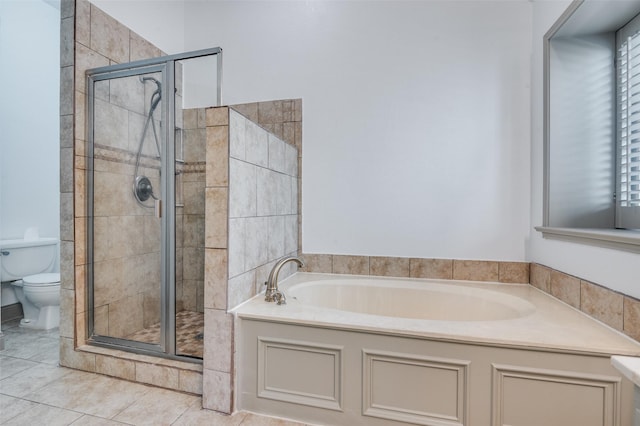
234 273 640 426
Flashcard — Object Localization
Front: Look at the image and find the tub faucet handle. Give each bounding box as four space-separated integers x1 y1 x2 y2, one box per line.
274 290 286 305
265 255 304 303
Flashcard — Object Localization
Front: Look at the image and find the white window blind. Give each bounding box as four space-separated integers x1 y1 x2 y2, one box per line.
617 14 640 229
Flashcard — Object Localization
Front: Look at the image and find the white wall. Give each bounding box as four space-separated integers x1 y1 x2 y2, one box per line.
0 0 60 241
85 1 534 261
184 0 533 261
90 0 185 54
529 0 640 300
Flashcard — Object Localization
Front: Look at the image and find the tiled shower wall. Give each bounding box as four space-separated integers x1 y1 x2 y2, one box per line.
177 109 207 314
60 0 203 393
91 75 163 338
202 104 302 412
228 109 299 307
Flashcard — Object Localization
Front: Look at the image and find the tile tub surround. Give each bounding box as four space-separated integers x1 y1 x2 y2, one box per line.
300 254 531 283
302 255 640 345
530 263 640 343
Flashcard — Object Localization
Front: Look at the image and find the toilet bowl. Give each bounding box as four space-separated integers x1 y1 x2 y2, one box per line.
11 272 60 330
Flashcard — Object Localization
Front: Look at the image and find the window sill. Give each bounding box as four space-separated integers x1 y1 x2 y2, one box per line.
535 227 640 253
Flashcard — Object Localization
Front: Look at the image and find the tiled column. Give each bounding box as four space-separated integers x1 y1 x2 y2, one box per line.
203 107 232 412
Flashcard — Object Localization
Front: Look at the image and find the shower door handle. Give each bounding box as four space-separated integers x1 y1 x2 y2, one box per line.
155 199 162 218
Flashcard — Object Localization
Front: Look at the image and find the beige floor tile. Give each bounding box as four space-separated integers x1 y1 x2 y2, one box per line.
0 362 72 397
0 355 39 380
1 329 55 359
71 414 130 425
26 370 152 419
2 401 83 425
171 404 246 425
0 394 39 423
113 386 200 425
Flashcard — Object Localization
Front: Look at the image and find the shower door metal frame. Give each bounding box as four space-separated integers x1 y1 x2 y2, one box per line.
86 47 222 360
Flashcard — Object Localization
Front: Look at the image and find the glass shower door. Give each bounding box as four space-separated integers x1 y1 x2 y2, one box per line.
89 65 167 351
86 47 221 360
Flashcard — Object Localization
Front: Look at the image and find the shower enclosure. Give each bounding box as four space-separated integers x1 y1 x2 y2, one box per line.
86 48 222 360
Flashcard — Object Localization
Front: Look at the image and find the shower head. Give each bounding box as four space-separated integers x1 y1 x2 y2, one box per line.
140 76 161 92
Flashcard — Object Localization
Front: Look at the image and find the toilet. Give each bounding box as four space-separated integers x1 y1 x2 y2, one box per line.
0 233 61 330
12 273 61 330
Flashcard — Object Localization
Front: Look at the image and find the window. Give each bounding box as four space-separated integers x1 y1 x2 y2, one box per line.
539 0 640 252
617 14 640 229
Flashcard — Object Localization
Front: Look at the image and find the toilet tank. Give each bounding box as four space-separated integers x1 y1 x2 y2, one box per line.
0 238 58 282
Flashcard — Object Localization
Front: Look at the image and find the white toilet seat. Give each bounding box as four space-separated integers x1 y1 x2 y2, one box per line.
22 272 60 287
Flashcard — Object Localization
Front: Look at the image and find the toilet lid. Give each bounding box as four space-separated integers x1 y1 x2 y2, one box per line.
22 272 60 285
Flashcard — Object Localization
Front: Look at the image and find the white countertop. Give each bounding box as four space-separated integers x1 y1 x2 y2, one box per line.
234 273 640 357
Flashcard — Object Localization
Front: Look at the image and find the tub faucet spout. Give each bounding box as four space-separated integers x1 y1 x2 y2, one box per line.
265 256 305 305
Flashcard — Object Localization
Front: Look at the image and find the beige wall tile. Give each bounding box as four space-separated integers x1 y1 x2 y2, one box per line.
202 369 232 413
332 255 369 275
283 122 295 146
228 271 256 310
90 5 130 64
129 31 164 62
624 297 640 342
293 99 302 122
498 262 530 283
179 370 204 395
206 126 229 188
75 43 110 95
96 355 136 381
409 258 453 279
61 17 74 67
370 257 410 277
74 167 86 218
207 107 229 127
75 0 90 47
75 312 87 346
205 188 228 249
204 249 228 310
452 260 498 281
61 114 73 148
136 363 179 389
300 253 333 274
61 65 74 115
61 147 74 193
529 263 551 293
74 266 86 311
60 193 74 241
74 217 86 266
231 103 258 122
203 309 233 372
258 101 283 124
61 0 74 19
59 289 75 339
108 294 144 338
59 337 96 372
581 280 623 331
60 241 75 290
550 270 580 309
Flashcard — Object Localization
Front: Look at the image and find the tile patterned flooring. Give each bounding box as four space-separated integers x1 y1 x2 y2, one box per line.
0 320 307 425
125 311 204 359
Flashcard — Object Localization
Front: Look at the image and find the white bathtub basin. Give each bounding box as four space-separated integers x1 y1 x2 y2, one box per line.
288 279 536 321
